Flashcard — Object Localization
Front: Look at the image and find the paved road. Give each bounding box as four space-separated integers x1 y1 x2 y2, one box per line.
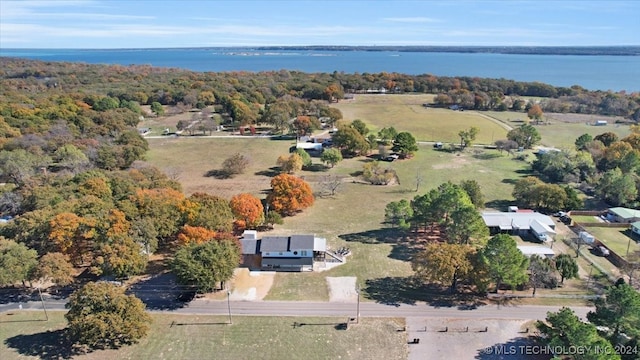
174 300 591 320
1 298 591 321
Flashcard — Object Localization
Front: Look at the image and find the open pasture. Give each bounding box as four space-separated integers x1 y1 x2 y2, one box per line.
0 312 407 360
146 137 293 197
483 111 632 149
147 136 533 301
332 94 508 144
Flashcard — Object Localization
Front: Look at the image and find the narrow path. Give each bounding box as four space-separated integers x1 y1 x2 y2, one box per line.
470 111 514 131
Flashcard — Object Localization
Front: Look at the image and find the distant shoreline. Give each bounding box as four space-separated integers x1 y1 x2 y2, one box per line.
2 46 639 56
254 46 640 56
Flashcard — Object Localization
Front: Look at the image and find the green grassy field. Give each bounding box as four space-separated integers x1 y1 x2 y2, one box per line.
263 146 532 300
332 94 508 144
483 111 632 149
0 312 407 360
580 226 640 259
146 137 294 197
144 94 615 303
571 215 601 224
147 137 533 301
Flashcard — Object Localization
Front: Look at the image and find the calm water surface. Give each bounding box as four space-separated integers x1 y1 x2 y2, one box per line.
1 48 638 92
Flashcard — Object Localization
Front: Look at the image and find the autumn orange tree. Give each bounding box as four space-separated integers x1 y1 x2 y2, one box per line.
268 174 314 216
230 193 264 230
292 116 313 140
177 225 218 246
527 103 544 124
48 212 96 266
93 209 147 279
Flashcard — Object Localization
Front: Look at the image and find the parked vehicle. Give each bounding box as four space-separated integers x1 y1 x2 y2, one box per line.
595 246 610 256
177 290 196 302
559 215 572 225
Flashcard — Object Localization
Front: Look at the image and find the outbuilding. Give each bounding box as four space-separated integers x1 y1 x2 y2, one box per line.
517 246 555 259
607 207 640 223
296 142 323 153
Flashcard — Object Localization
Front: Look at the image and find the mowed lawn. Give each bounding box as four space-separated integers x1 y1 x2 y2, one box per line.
483 111 632 149
580 226 640 260
147 137 532 301
332 94 508 144
145 97 535 302
146 137 294 197
0 312 407 360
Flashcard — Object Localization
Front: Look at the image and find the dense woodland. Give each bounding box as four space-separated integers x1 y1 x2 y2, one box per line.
0 57 639 286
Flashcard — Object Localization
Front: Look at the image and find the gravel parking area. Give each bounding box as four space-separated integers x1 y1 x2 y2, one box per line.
406 318 543 360
326 277 357 302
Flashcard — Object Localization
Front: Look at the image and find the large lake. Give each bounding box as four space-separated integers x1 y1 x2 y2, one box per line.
1 48 639 92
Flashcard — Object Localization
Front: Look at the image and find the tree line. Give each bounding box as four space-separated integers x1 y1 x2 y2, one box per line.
516 127 640 209
385 181 580 294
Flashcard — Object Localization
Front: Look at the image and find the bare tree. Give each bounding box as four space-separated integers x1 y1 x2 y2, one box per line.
415 169 423 192
320 175 342 196
164 167 182 181
621 250 640 289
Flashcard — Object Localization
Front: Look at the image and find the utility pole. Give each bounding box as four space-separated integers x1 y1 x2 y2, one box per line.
37 287 48 321
356 284 360 324
227 290 232 325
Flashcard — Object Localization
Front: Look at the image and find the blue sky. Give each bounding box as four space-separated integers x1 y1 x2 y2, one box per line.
1 0 639 48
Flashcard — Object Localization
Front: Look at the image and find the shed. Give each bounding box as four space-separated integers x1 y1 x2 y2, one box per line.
517 246 555 258
530 219 556 242
579 231 595 244
296 142 323 152
631 222 640 236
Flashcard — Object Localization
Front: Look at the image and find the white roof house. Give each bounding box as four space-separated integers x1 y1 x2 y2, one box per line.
517 246 555 258
296 142 323 152
482 212 556 231
239 230 328 272
530 219 556 234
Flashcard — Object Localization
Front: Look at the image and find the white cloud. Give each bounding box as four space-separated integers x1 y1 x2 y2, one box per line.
1 1 153 21
1 0 96 17
0 22 384 44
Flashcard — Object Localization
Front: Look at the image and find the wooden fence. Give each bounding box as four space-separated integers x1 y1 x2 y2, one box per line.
569 210 604 216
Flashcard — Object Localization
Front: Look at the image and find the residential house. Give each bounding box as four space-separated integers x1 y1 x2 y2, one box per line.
240 231 328 271
606 207 640 223
482 212 556 242
631 221 640 237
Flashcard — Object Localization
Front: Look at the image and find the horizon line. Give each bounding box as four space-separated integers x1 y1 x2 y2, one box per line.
2 44 640 51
